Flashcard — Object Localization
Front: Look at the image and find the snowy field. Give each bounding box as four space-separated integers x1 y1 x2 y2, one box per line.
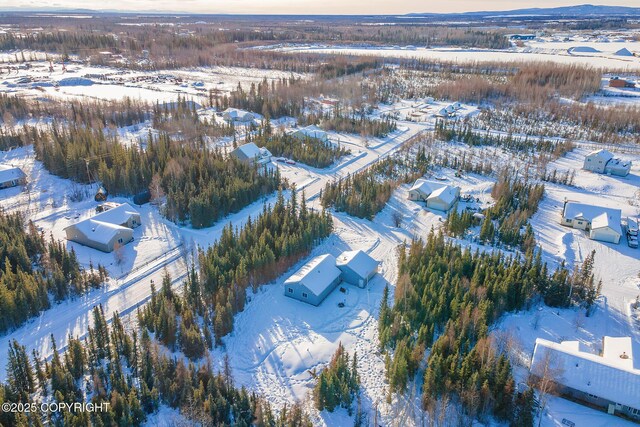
0 60 307 104
267 42 640 70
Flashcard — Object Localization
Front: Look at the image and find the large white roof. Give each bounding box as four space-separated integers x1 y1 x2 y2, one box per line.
284 254 341 296
427 185 459 205
586 149 614 163
336 250 378 279
232 142 262 160
295 125 328 139
93 203 140 225
0 165 26 184
531 337 640 409
67 219 131 246
591 212 622 235
563 201 621 233
409 179 444 195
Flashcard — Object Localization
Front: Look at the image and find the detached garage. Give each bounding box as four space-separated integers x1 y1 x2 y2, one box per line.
336 250 379 288
284 254 342 306
590 212 622 244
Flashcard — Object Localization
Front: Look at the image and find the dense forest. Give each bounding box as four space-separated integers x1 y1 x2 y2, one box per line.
313 343 360 414
27 124 280 228
379 231 599 424
197 189 333 340
379 234 536 424
0 210 107 334
0 305 313 427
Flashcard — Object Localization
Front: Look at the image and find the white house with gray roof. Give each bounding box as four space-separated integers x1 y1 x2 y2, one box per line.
0 165 26 190
408 179 460 212
583 149 631 177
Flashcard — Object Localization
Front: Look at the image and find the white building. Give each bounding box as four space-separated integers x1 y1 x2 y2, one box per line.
0 165 26 190
561 201 622 244
230 143 272 166
583 149 631 177
284 254 342 306
291 125 329 143
408 179 460 211
222 108 255 123
531 337 640 421
64 203 141 252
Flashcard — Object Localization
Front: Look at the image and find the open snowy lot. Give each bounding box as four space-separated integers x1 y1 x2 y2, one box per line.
0 60 307 104
267 43 640 70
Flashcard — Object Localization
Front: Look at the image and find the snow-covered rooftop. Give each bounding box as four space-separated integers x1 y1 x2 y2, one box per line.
409 179 445 195
427 185 459 205
336 250 378 279
0 165 26 184
66 219 131 246
586 149 614 163
284 254 341 296
563 201 622 232
531 337 640 410
92 203 140 226
294 125 328 140
231 142 264 161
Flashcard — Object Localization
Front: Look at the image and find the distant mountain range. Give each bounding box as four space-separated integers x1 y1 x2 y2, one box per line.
409 4 640 18
2 3 640 18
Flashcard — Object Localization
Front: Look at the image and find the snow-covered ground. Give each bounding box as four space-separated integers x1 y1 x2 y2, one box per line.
267 42 640 70
0 61 307 104
496 146 640 427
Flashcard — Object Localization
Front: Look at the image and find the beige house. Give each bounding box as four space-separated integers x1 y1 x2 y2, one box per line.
561 201 622 244
408 179 460 212
64 203 141 252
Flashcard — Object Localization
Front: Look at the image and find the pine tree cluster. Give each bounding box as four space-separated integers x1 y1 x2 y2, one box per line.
0 210 106 334
313 343 360 414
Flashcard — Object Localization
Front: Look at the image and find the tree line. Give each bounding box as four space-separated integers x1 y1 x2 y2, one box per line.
25 124 280 229
197 189 333 340
379 233 540 424
1 305 312 427
0 210 106 334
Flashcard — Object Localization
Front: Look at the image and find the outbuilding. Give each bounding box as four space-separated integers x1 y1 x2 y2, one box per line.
336 250 379 288
284 254 342 306
0 165 26 190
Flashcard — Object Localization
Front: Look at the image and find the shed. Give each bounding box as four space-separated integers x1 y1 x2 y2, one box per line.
336 250 379 288
284 254 341 306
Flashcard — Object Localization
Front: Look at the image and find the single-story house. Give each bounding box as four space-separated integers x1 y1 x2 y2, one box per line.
0 165 26 190
336 250 379 288
230 143 272 166
408 179 460 211
284 254 342 306
64 203 141 252
583 149 631 177
530 337 640 421
222 108 255 123
561 201 622 244
291 125 329 143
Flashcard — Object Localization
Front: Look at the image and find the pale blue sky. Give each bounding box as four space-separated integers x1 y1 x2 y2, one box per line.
2 0 638 14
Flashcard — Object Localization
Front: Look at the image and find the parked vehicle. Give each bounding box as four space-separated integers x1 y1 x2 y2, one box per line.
629 235 639 249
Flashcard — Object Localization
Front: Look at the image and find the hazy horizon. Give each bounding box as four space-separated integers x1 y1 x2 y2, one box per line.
1 0 638 15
